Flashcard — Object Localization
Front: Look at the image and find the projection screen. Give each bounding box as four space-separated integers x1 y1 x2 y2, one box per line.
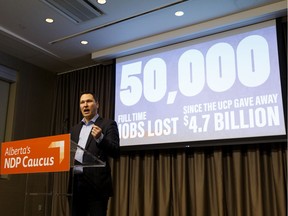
115 20 286 150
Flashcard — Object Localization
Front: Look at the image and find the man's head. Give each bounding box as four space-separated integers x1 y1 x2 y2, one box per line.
79 91 99 123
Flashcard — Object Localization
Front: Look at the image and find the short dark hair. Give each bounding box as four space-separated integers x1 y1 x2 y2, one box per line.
80 90 99 102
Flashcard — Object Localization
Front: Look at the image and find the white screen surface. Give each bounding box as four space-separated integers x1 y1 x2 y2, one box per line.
115 20 286 149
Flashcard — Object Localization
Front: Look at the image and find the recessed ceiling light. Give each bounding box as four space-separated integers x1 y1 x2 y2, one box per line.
98 0 106 4
81 40 88 45
175 11 184 17
45 18 54 23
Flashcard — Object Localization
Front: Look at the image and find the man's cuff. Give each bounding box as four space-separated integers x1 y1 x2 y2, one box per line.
95 133 104 143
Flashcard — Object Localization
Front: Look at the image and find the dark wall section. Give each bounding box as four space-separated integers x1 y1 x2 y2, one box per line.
0 51 56 216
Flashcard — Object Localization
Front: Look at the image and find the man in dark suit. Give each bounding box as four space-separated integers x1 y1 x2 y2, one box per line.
70 91 120 216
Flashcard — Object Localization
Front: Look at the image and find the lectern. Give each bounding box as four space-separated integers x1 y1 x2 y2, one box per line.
21 138 106 216
0 134 100 215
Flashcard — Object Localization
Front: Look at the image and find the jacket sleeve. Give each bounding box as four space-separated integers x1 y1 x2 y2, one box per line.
96 119 120 159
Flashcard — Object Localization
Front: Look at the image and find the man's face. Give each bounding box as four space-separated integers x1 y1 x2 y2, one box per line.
79 93 99 122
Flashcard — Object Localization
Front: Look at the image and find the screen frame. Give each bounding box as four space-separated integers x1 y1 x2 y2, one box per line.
115 18 287 152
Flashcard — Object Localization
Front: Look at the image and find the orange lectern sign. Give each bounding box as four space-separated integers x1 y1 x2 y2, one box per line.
0 134 71 174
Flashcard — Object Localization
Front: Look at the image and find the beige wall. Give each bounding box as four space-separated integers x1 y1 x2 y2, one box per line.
0 51 56 216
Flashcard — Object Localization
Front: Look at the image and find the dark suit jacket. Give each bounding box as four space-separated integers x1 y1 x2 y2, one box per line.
70 116 120 197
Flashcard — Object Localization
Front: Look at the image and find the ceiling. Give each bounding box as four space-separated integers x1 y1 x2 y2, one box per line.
0 0 286 73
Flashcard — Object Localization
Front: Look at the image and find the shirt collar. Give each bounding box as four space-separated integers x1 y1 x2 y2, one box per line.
81 114 99 125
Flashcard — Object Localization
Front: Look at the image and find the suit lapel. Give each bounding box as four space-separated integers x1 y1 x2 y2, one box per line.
73 123 83 143
85 117 103 150
94 116 103 128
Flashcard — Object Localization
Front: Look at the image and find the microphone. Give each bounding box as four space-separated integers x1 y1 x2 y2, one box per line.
62 117 69 133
